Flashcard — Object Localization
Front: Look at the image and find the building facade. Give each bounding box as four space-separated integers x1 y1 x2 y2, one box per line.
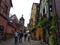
30 3 40 27
40 0 49 18
0 0 13 40
39 0 60 45
40 0 49 42
0 0 19 41
9 14 19 32
29 3 42 40
55 0 60 37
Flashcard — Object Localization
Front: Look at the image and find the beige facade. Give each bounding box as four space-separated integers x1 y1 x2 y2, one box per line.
40 0 49 18
29 3 42 40
30 3 37 26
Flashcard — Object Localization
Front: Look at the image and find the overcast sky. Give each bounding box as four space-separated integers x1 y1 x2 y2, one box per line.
10 0 40 27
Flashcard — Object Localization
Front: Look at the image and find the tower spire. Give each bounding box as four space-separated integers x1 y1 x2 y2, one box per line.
22 14 23 17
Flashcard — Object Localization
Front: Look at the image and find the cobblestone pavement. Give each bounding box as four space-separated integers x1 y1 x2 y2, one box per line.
0 37 48 45
0 37 40 45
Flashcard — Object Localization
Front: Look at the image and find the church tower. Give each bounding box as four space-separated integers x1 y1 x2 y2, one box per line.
19 14 25 32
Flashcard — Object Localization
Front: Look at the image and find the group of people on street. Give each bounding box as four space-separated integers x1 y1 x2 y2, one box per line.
14 30 31 44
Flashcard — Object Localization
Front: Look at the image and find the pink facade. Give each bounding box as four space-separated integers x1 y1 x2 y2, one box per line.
0 16 7 32
55 0 60 17
7 25 15 34
55 0 60 36
0 0 13 32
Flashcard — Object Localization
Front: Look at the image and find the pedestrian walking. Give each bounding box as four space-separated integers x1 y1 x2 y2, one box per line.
28 33 30 42
19 30 23 43
14 31 18 44
24 32 27 41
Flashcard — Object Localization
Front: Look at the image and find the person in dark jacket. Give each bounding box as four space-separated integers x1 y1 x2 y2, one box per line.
14 31 18 44
19 30 23 43
28 33 30 42
24 32 27 41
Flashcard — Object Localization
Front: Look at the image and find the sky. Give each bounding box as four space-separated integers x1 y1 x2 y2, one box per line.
10 0 40 27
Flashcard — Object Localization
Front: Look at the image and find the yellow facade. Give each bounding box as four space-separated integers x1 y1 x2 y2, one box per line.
30 3 37 26
30 3 43 41
35 27 43 41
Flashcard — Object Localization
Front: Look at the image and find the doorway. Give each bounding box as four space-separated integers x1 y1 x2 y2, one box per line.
0 25 4 41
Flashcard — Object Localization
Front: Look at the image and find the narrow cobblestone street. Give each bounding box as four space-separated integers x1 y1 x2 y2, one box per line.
0 38 40 45
0 37 48 45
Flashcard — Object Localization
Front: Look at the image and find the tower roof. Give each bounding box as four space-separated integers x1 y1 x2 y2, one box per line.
20 14 24 20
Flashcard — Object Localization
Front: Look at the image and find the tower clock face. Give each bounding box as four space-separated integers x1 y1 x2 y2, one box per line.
21 21 24 24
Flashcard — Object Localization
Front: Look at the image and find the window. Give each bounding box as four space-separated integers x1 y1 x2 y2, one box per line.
43 8 45 15
0 0 2 3
4 4 8 14
0 25 4 31
8 20 13 26
45 6 47 14
0 7 1 11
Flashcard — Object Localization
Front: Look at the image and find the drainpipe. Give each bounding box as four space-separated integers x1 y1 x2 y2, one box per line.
47 0 50 19
47 0 50 45
47 0 50 36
